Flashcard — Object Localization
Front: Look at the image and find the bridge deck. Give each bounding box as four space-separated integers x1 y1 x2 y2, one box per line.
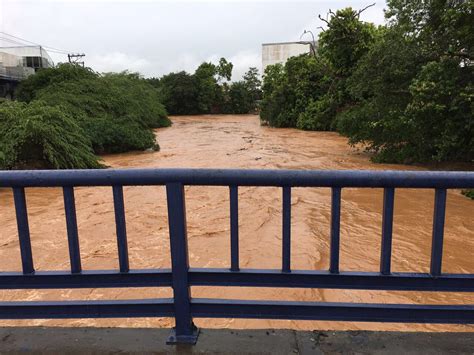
0 327 473 354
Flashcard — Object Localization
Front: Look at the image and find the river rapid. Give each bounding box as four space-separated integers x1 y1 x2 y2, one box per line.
0 114 473 331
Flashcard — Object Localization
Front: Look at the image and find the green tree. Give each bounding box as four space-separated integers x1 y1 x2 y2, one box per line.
16 65 170 155
150 71 199 115
194 62 219 113
260 7 378 130
227 81 254 114
243 67 262 105
16 64 97 102
319 7 379 76
0 101 102 169
337 1 474 163
217 57 233 81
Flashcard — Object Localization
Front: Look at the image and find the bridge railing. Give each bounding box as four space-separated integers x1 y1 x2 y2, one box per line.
0 169 473 344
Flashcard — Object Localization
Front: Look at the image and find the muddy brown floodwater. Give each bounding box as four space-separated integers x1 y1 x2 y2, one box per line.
0 115 473 332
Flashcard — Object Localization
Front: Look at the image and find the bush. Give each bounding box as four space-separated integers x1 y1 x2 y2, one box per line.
0 101 102 169
297 94 337 131
17 66 170 155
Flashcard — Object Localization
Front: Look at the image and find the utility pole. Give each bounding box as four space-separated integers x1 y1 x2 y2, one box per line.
68 53 86 67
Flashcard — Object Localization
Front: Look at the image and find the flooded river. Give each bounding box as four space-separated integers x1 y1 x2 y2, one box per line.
0 115 473 331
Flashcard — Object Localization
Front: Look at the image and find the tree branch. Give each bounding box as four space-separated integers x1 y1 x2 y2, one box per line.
357 2 376 17
318 13 330 26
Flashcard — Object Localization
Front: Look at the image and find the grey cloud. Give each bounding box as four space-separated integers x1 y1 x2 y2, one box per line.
1 0 387 79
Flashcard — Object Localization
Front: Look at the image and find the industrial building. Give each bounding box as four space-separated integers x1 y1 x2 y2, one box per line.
261 41 315 73
0 45 53 98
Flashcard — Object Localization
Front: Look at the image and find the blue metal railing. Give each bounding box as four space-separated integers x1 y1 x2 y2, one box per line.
0 169 473 344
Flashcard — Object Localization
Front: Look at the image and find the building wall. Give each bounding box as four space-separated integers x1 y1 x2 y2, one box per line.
262 42 311 73
0 52 22 67
0 46 53 68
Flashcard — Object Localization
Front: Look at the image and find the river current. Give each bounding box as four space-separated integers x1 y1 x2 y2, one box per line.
0 114 472 331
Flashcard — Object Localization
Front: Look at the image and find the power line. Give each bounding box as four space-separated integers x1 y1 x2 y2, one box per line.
0 31 73 54
0 36 27 46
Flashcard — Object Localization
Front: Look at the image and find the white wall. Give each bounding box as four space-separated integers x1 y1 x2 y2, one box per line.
262 42 311 73
0 52 22 67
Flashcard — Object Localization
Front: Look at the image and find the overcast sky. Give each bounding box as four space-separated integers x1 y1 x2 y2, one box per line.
0 0 387 80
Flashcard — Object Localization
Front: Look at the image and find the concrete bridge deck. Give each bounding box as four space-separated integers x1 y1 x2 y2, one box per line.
1 327 473 354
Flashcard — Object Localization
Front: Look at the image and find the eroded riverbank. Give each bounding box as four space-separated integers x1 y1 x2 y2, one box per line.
0 114 473 331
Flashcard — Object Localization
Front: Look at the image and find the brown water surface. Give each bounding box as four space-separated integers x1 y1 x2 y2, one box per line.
0 115 473 331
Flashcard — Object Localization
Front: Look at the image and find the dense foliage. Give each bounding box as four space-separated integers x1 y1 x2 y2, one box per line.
149 59 262 115
1 64 170 169
261 1 473 164
26 69 169 153
0 101 101 169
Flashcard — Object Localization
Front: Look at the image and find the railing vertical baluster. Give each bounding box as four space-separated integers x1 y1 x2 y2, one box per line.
113 185 129 273
330 187 341 274
12 187 34 274
230 185 239 271
63 186 82 274
431 188 447 277
380 187 395 275
282 186 291 272
166 183 198 344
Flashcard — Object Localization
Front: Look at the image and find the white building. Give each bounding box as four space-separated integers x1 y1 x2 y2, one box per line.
261 41 315 73
0 45 53 71
0 46 53 97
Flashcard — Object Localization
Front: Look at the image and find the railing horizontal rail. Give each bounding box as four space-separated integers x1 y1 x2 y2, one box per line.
0 298 472 324
1 169 473 188
0 270 172 289
189 269 474 291
0 299 174 319
190 299 474 324
1 269 473 292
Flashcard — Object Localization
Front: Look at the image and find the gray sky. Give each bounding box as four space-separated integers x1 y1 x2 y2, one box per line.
0 0 387 80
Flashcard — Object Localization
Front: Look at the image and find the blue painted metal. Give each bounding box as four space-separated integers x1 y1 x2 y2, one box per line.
0 299 174 319
187 269 474 291
282 186 291 272
63 187 82 274
0 269 472 291
380 188 395 275
0 269 172 289
0 168 473 345
190 299 474 323
330 187 341 274
112 185 129 273
166 183 198 344
1 169 473 188
431 188 447 277
12 187 34 274
229 185 239 271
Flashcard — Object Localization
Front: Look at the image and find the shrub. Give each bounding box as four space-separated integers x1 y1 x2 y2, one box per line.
18 67 170 155
0 101 102 169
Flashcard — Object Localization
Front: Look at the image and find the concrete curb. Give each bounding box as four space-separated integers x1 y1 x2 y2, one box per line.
1 327 473 354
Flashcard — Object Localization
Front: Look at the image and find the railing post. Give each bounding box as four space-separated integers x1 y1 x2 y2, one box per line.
330 187 341 274
63 186 82 274
380 187 395 275
229 185 239 271
13 187 34 274
430 188 447 277
112 185 130 273
166 183 199 345
282 186 291 272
